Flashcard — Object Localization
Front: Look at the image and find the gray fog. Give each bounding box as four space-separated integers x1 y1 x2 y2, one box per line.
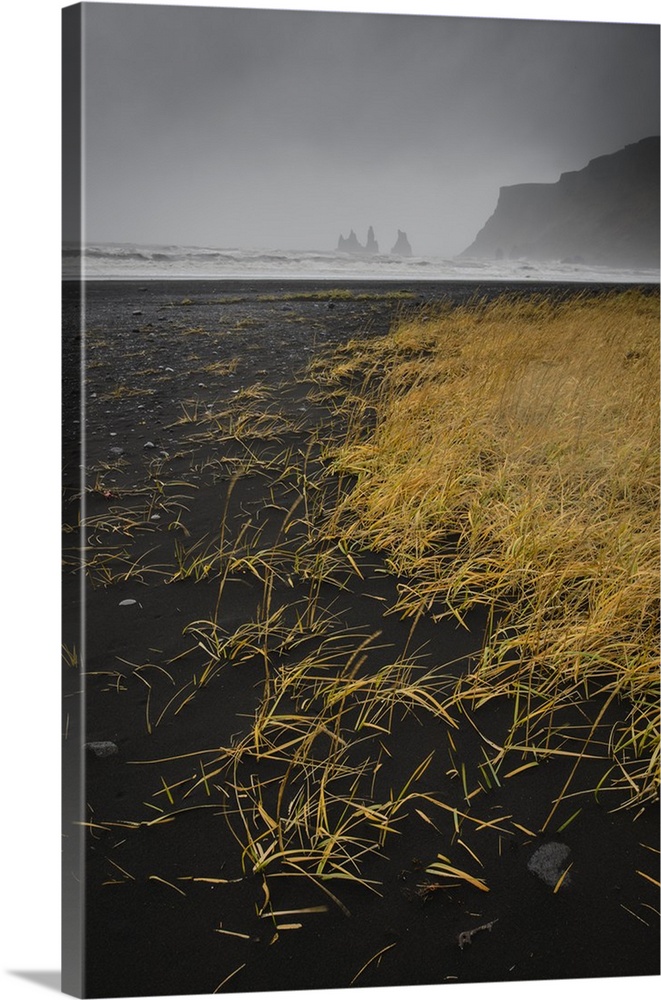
76 2 660 257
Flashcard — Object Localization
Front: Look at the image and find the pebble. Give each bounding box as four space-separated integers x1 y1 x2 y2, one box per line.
143 441 156 449
85 741 119 757
527 842 572 888
119 599 138 606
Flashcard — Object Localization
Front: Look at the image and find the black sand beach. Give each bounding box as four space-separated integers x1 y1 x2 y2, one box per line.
62 280 659 998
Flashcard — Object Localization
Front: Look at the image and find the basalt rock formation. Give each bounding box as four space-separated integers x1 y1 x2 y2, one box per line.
337 227 379 255
337 229 363 254
391 230 413 256
461 136 660 269
365 226 379 254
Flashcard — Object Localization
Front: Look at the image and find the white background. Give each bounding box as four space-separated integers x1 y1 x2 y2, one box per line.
1 2 658 999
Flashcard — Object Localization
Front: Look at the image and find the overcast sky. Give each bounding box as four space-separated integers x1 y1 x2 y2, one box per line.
75 2 659 257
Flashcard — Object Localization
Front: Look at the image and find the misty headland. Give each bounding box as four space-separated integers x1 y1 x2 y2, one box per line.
461 135 660 270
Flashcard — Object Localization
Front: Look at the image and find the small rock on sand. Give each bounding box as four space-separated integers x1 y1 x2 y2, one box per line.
527 842 572 887
85 741 119 758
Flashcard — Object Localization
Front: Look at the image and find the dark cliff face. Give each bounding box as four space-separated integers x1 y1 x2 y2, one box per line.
461 137 660 269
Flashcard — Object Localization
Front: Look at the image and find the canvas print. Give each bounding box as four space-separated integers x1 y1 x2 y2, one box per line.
62 2 660 997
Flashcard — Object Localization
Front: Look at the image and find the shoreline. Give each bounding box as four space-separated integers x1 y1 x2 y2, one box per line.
63 275 661 287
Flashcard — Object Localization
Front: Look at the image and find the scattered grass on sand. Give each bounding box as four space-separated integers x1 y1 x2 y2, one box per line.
257 288 417 303
313 288 659 810
71 288 659 989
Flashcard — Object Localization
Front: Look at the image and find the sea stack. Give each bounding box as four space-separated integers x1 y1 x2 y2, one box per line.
337 228 380 255
365 226 379 254
391 230 413 256
337 229 363 253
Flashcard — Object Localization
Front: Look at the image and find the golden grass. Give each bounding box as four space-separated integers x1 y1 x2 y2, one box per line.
318 289 659 806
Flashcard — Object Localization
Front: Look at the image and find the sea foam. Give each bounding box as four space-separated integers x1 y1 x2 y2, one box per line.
62 241 660 284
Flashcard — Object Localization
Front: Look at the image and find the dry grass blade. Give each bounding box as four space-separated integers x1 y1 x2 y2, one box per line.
350 941 397 984
426 857 490 892
213 963 246 992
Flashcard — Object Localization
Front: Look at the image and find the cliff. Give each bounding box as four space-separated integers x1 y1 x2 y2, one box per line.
461 136 660 269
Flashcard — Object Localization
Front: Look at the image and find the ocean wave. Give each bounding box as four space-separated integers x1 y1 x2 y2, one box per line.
61 241 659 284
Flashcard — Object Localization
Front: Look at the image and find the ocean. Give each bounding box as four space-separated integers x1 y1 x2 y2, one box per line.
63 241 659 284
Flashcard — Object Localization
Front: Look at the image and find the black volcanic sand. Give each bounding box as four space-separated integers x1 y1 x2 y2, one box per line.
62 280 660 998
